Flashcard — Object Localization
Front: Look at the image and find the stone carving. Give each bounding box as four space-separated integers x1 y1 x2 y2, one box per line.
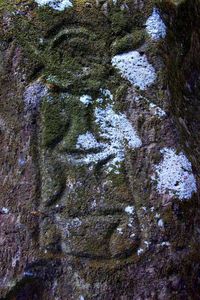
0 1 199 299
36 10 144 259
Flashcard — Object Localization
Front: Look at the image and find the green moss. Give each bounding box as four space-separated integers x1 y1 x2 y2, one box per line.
114 83 129 112
62 109 88 150
40 97 69 148
110 11 130 35
0 0 17 11
111 30 145 55
7 0 150 98
41 93 92 151
105 162 126 185
42 159 67 206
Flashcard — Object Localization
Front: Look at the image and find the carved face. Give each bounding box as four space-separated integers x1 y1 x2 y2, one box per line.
19 1 146 262
29 2 146 261
2 2 199 299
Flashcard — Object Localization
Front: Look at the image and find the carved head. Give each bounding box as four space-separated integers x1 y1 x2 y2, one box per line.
16 1 149 261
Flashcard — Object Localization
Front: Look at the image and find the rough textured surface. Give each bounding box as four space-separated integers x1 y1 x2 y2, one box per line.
0 0 200 299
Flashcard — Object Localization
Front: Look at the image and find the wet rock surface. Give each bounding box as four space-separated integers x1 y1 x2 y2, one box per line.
0 0 200 299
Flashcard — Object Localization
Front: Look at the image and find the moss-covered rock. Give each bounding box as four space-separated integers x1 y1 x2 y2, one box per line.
1 0 200 299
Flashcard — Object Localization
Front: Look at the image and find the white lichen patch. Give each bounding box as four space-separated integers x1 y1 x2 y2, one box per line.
74 104 141 173
1 207 9 214
155 213 160 219
68 218 82 228
96 89 113 104
144 241 151 248
128 218 134 228
141 206 147 212
145 8 166 40
12 250 20 268
130 233 136 238
80 95 92 106
132 94 166 118
160 241 170 247
69 89 142 173
111 51 156 90
149 102 166 118
100 88 113 101
124 206 135 215
137 248 144 256
91 199 97 209
23 81 48 109
95 105 142 158
76 132 103 150
66 218 82 237
157 219 164 228
152 148 197 200
34 0 73 11
23 271 34 277
116 227 123 235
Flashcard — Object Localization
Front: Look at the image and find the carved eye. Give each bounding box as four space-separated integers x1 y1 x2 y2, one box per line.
58 37 92 57
49 28 95 56
51 29 92 45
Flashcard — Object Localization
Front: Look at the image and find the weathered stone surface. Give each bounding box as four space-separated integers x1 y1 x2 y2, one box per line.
0 0 200 299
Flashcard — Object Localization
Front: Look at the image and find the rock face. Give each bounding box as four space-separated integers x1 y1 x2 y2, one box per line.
0 0 200 299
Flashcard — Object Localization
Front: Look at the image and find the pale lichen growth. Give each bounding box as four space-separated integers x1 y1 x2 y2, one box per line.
157 219 164 228
34 0 73 10
124 206 135 215
137 248 144 256
79 95 92 106
76 132 103 150
66 218 82 237
12 250 20 268
1 207 9 214
74 103 142 173
116 227 123 235
133 94 166 118
160 241 170 247
149 102 166 118
152 148 197 200
72 89 142 173
145 8 166 40
23 81 48 110
111 51 156 90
